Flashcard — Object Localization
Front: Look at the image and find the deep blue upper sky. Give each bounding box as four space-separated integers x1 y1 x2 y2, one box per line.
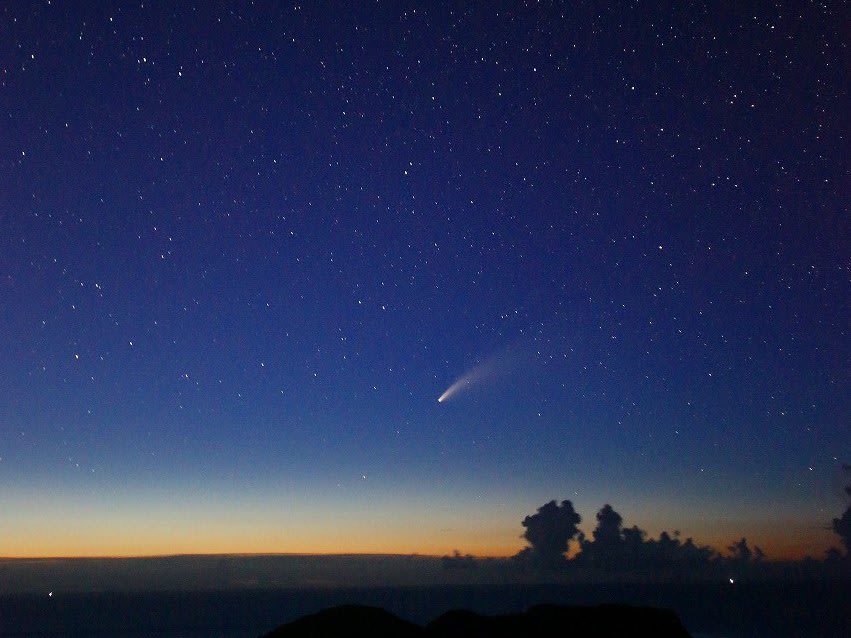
1 1 848 557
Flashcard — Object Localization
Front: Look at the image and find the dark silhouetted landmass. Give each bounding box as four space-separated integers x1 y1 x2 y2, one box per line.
260 603 693 638
441 551 477 570
2 581 848 637
426 604 692 638
261 604 422 638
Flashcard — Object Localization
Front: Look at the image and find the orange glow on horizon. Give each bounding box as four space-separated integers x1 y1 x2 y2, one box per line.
0 527 526 560
3 492 838 562
2 533 835 562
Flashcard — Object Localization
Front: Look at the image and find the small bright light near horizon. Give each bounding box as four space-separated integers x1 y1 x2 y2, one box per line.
729 578 735 584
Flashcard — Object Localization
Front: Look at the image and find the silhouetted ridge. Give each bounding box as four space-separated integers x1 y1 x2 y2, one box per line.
260 604 422 638
261 603 693 637
425 604 692 637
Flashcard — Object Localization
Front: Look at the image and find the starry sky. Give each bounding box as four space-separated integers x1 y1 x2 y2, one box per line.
1 1 848 560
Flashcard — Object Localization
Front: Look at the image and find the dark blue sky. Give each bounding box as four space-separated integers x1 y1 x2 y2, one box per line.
1 1 848 557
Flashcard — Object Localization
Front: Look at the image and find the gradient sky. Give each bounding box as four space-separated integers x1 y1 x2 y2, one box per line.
1 2 848 560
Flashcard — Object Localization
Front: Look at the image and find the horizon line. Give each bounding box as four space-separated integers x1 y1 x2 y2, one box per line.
0 551 487 561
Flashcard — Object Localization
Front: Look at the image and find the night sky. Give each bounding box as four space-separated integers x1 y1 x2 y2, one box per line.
1 2 848 559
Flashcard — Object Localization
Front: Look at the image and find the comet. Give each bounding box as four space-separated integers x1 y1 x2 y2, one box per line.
437 347 521 403
437 378 473 403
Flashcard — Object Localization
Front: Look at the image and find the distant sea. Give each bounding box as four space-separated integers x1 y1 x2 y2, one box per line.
1 582 848 638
